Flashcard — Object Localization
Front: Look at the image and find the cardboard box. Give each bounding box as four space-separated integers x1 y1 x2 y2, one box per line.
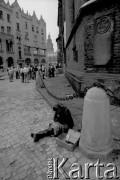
56 129 81 151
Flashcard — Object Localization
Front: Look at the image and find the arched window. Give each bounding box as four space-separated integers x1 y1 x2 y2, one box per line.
41 59 46 64
25 58 31 65
34 58 39 65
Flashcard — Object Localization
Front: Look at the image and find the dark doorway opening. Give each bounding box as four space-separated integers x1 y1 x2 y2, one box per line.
25 58 31 65
34 58 39 65
7 57 14 67
41 59 46 64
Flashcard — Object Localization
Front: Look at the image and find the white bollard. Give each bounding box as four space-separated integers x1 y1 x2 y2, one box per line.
79 87 114 158
36 71 45 88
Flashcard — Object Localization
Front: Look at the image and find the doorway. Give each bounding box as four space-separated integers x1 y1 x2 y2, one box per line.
7 57 14 67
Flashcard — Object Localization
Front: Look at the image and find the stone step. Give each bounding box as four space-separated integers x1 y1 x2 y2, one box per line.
83 73 120 81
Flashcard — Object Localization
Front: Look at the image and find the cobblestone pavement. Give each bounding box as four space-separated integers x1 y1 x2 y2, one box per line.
0 76 120 180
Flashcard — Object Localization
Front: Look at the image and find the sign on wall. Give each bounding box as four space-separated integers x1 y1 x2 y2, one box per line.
94 16 114 65
84 14 114 69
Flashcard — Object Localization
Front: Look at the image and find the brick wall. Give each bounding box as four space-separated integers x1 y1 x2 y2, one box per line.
113 7 120 73
83 5 120 74
82 4 120 74
84 17 94 70
64 0 120 94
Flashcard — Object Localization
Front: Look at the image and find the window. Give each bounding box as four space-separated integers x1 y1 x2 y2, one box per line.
17 36 21 43
33 48 38 55
73 44 78 62
41 29 44 35
6 40 13 52
16 12 19 18
16 23 20 31
25 22 28 29
24 46 30 54
25 32 29 40
36 26 38 33
0 11 3 20
7 26 11 34
1 26 4 33
18 46 22 59
32 25 34 32
7 14 11 22
34 35 37 42
40 49 45 55
41 37 44 44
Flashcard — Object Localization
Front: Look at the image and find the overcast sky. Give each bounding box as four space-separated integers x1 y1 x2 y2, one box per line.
5 0 59 51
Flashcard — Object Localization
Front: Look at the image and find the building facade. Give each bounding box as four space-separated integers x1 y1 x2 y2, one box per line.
46 33 57 66
0 0 46 69
57 0 120 95
56 0 64 67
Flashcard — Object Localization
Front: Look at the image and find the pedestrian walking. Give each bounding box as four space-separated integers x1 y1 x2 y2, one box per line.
27 66 30 81
29 66 33 80
8 66 14 82
32 66 35 79
51 65 55 77
15 66 19 79
20 67 24 83
23 65 29 83
48 65 52 77
18 66 21 79
34 66 38 80
42 64 45 79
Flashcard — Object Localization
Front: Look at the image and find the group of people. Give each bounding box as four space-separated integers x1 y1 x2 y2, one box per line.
7 65 38 83
48 65 55 78
7 63 57 82
20 65 38 83
40 64 56 79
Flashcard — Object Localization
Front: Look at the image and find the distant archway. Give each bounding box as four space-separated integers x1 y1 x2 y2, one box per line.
34 58 39 65
41 59 46 64
7 57 14 67
25 58 31 65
